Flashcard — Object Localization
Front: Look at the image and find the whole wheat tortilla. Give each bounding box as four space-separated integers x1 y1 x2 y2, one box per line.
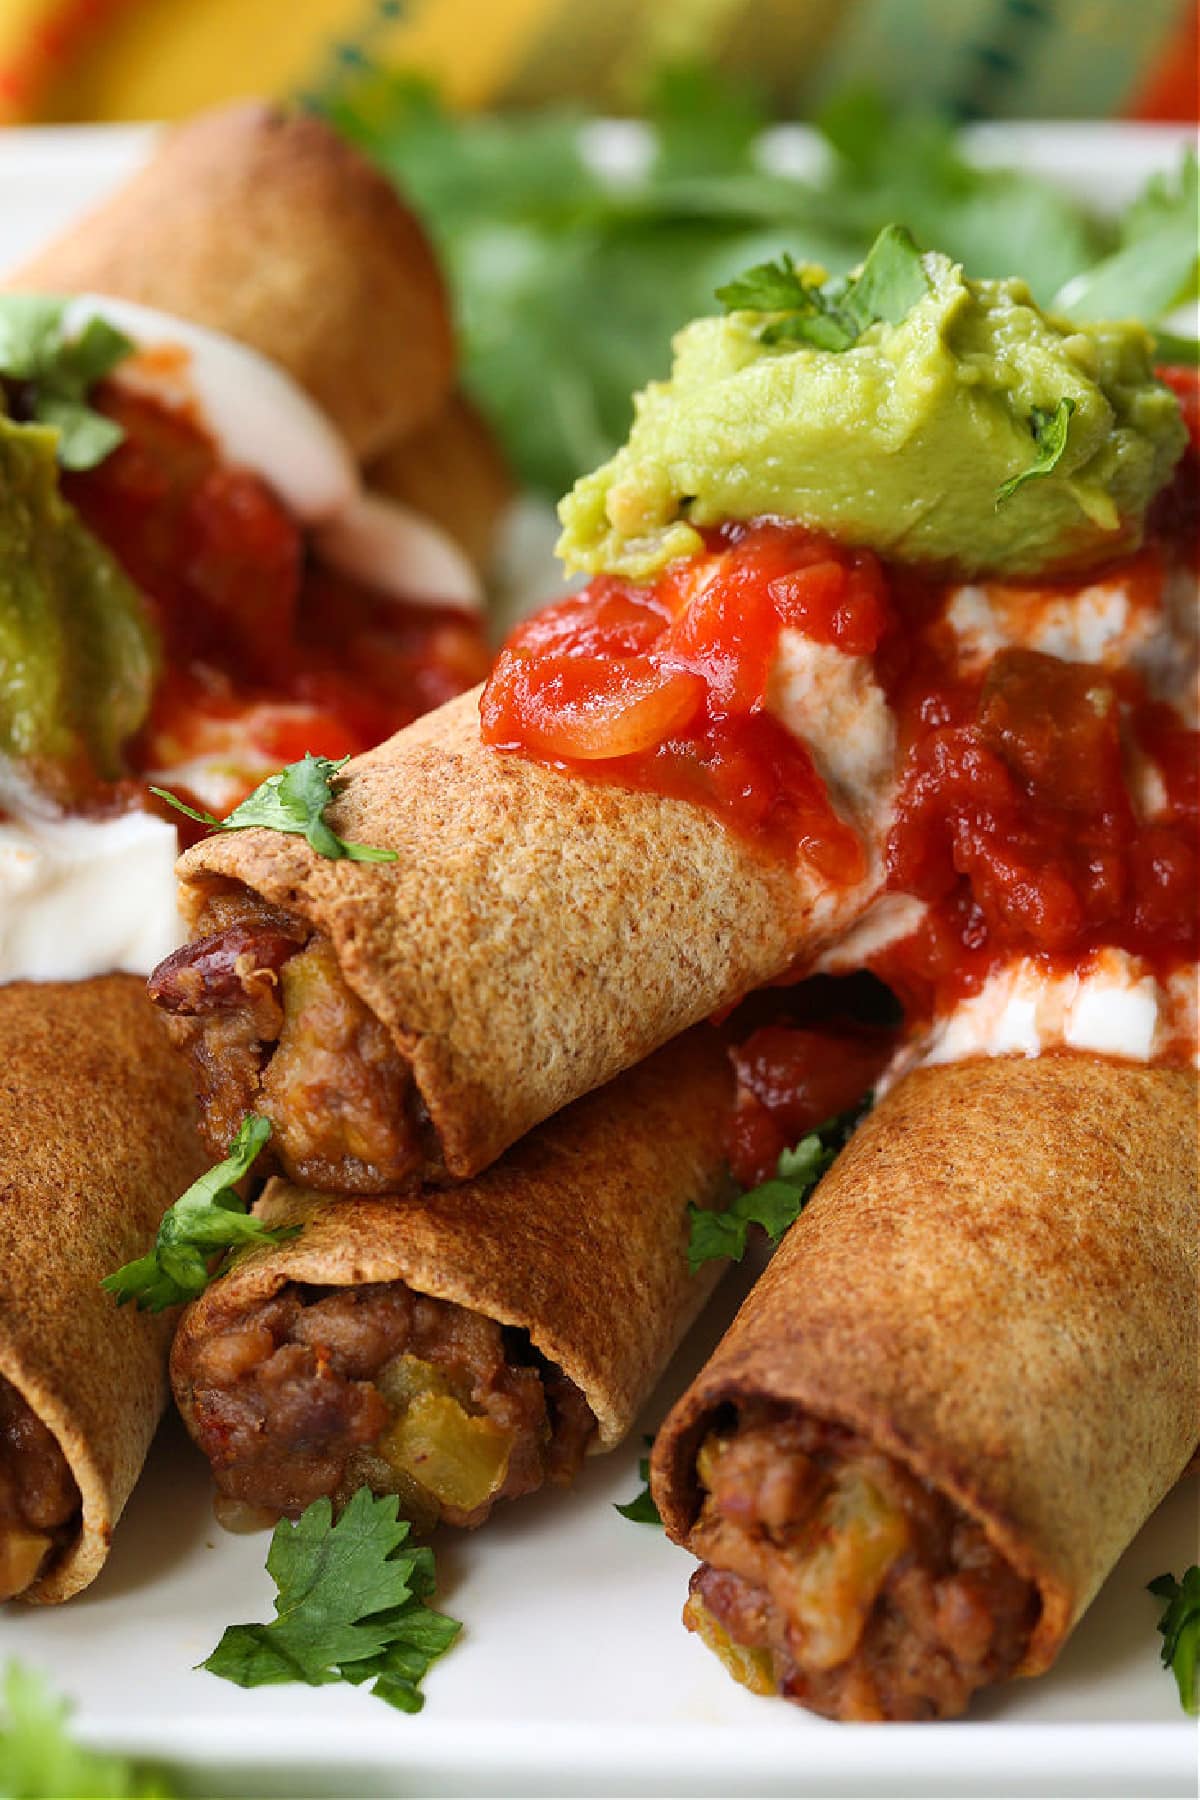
173 1029 733 1451
175 686 873 1184
367 391 513 575
651 1053 1199 1676
0 977 206 1603
7 102 453 459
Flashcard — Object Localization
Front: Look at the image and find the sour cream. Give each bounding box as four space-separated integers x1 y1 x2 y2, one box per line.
0 810 181 983
62 294 482 611
912 949 1197 1071
767 632 896 825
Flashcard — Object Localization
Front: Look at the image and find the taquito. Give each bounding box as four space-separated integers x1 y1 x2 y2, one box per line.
0 977 205 1603
7 102 452 458
367 391 513 575
154 686 874 1189
170 1029 732 1531
651 1054 1200 1721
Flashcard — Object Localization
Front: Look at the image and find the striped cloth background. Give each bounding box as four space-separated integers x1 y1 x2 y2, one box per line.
0 0 1195 124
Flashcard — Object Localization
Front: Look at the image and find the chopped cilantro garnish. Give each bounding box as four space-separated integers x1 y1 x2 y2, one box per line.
102 1114 291 1313
1149 1567 1200 1715
615 1439 661 1526
204 1488 461 1713
716 224 929 353
0 1661 178 1798
687 1102 867 1274
0 296 133 470
995 397 1076 505
152 753 398 864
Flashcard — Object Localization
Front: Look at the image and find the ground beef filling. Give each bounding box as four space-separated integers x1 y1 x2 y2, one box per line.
179 1281 597 1531
149 892 427 1192
0 1379 81 1600
683 1403 1039 1721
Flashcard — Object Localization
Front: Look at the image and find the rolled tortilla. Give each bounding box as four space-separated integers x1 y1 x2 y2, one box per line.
651 1054 1199 1720
163 686 872 1187
6 102 453 458
368 391 513 576
0 976 206 1603
170 1029 732 1529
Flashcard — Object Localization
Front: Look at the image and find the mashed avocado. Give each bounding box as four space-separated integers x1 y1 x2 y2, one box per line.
557 251 1186 580
0 414 157 801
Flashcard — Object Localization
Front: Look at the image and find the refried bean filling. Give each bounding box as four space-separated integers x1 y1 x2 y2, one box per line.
177 1280 597 1532
682 1401 1039 1721
0 1377 81 1600
149 890 426 1193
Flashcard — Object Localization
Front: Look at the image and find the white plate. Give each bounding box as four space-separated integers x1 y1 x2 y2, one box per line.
0 123 1197 1800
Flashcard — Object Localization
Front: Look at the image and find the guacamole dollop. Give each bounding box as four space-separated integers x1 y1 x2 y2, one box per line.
557 252 1187 580
0 414 157 801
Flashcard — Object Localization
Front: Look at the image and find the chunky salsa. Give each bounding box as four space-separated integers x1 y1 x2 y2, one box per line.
65 384 490 829
483 369 1199 1140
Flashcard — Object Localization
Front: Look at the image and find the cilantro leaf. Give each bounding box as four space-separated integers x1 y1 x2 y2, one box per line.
615 1440 662 1525
687 1103 867 1273
1149 1567 1200 1715
0 1662 178 1798
152 753 397 864
841 223 929 331
203 1489 460 1712
1151 330 1200 367
717 225 929 354
1055 152 1198 324
715 252 814 315
995 397 1076 506
102 1114 290 1312
0 295 133 470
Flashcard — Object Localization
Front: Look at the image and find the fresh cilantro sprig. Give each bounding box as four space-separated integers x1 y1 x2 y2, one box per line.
0 295 133 470
0 1662 178 1799
716 224 930 352
151 753 398 864
687 1103 867 1274
995 397 1076 505
615 1438 661 1526
204 1488 461 1714
102 1115 292 1313
1149 1567 1200 1715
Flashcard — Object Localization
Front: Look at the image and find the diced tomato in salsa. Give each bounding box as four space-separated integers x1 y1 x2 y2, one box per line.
66 384 491 821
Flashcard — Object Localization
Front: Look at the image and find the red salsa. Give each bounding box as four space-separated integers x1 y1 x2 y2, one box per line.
481 374 1199 1133
66 384 490 829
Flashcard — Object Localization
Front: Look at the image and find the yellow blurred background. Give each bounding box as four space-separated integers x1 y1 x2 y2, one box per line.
1 0 1196 125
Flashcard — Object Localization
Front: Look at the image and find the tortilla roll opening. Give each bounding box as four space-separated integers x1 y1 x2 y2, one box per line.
159 686 845 1189
173 1275 597 1532
0 1374 82 1602
665 1398 1040 1722
651 1055 1199 1720
6 102 454 458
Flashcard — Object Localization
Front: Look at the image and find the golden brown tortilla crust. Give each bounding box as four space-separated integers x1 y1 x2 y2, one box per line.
172 1029 733 1449
0 977 206 1602
7 102 453 458
176 687 856 1183
367 391 514 574
651 1054 1199 1676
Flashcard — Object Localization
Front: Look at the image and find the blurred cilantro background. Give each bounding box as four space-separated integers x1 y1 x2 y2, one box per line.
325 68 1198 496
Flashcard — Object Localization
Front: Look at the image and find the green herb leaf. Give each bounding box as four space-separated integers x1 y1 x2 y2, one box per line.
0 1661 179 1798
841 223 930 330
203 1489 460 1712
718 225 929 355
1149 1567 1200 1715
0 295 133 471
1054 151 1198 323
715 251 814 315
615 1441 661 1525
995 397 1076 505
152 753 398 864
687 1102 867 1274
102 1114 289 1312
